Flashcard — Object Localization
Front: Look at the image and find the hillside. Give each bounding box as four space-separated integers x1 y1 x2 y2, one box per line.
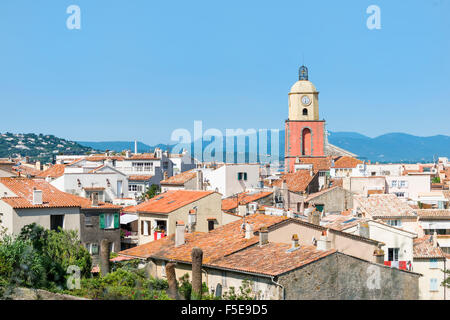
0 132 93 162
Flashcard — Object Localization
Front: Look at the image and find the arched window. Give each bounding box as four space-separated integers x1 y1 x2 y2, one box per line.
302 108 308 116
302 128 312 156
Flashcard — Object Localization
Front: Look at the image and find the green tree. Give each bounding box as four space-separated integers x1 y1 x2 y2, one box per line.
432 176 441 183
140 184 160 201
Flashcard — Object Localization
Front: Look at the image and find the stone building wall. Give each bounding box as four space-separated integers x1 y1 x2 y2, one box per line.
278 252 420 300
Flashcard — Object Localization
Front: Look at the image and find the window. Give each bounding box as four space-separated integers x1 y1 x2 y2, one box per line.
429 259 438 269
128 184 143 192
50 215 64 231
208 220 215 231
302 108 308 115
237 172 248 181
387 220 401 227
100 213 119 229
391 180 397 188
430 278 438 291
85 214 92 226
163 162 168 169
141 220 151 236
86 243 99 255
399 180 407 188
395 192 405 198
388 248 399 261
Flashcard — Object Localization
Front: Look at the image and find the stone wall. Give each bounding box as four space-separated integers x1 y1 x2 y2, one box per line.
278 252 420 300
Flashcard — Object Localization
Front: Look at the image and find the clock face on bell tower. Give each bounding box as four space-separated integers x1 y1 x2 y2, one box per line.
285 66 326 172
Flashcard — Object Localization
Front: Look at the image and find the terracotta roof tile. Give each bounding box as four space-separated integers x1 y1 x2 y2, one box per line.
128 175 153 181
36 164 66 179
210 243 336 276
64 193 122 210
417 209 450 220
119 214 288 264
354 194 416 218
0 177 80 209
222 191 273 211
160 170 197 185
413 235 445 258
272 170 316 193
295 156 333 172
122 190 215 214
332 156 363 169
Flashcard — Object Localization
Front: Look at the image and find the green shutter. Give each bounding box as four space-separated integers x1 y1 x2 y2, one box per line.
99 213 105 229
114 213 119 229
244 173 248 180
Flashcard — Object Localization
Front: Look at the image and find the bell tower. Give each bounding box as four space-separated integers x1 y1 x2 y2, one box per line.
285 66 325 172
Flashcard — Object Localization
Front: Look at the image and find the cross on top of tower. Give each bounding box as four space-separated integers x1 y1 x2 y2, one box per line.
299 65 308 81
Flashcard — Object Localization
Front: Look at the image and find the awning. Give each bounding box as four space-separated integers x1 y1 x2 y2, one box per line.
120 213 138 225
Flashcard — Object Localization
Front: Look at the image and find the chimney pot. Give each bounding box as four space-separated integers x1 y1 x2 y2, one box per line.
175 221 185 247
244 223 253 239
317 229 332 251
291 234 299 248
259 226 269 246
32 189 43 205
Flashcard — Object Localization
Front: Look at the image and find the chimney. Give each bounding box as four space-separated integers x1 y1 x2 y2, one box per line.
188 208 197 232
317 230 332 251
35 161 41 171
91 192 99 207
309 209 321 226
373 244 385 264
259 226 268 246
245 223 253 239
175 221 185 247
196 170 203 190
358 221 370 238
291 234 299 249
238 204 247 216
125 150 131 158
32 188 43 205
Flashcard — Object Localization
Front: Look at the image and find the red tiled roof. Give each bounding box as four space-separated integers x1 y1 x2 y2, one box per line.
128 175 153 181
119 214 288 264
122 190 215 214
416 209 450 220
413 235 445 258
354 194 416 218
295 157 333 172
128 154 159 160
272 170 316 193
0 177 80 209
36 164 66 178
12 165 41 177
64 193 122 210
160 170 197 185
333 156 363 169
210 243 336 276
221 191 273 211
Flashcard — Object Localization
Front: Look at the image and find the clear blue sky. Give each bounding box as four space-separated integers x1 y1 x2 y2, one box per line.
1 0 449 145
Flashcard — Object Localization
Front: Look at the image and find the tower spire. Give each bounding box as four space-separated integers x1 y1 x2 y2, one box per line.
299 65 308 81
